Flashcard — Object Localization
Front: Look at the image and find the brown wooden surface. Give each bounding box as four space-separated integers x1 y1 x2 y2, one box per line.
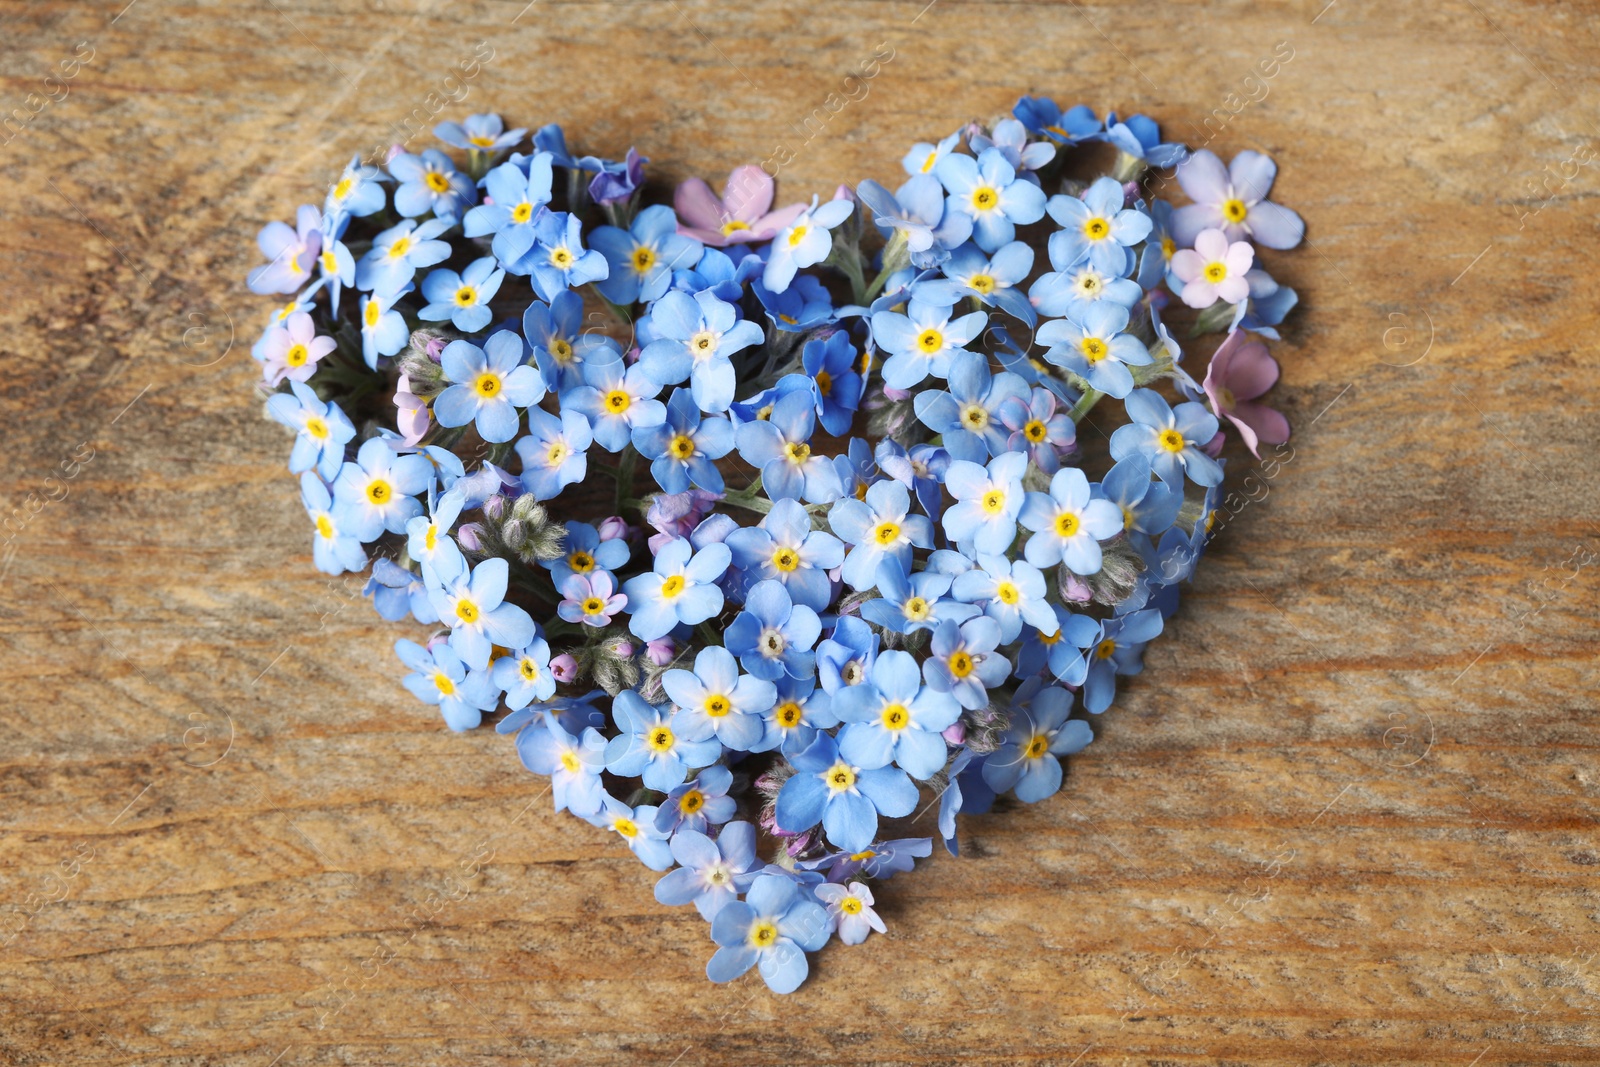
3 1 1599 1064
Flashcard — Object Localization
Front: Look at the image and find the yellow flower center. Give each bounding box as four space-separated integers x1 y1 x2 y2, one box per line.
721 219 751 236
959 404 989 430
365 479 392 505
424 171 452 194
285 343 309 368
1083 216 1110 240
669 434 696 460
1055 511 1081 538
1025 734 1049 759
968 273 996 294
996 580 1020 605
660 574 685 599
549 246 574 269
469 134 497 148
772 547 800 572
520 658 540 681
679 788 705 813
1203 261 1228 283
904 596 930 621
1161 236 1176 260
815 370 833 396
424 524 438 552
455 599 480 624
474 372 501 398
433 672 455 696
630 246 657 273
1024 419 1047 442
704 695 731 718
364 300 381 327
785 441 811 464
948 651 974 678
981 489 1006 514
825 762 857 792
604 389 631 414
1080 337 1108 363
546 442 569 467
332 177 353 200
1096 638 1117 660
689 331 717 357
1222 198 1248 223
559 750 581 773
648 726 675 751
511 202 534 224
872 521 901 546
916 327 945 354
315 514 334 539
880 703 910 731
787 224 809 248
387 236 412 259
304 416 329 440
453 285 478 308
1039 629 1062 646
613 816 639 838
549 337 574 362
568 550 594 573
1158 428 1186 453
581 596 605 615
971 186 999 211
775 702 803 728
320 250 338 274
840 897 864 915
749 921 780 948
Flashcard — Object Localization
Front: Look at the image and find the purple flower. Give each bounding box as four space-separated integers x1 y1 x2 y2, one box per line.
675 165 806 247
258 311 335 386
998 387 1076 474
557 571 626 627
1171 149 1304 250
1171 228 1254 308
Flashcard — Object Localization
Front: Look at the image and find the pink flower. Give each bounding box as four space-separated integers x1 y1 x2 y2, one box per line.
1171 228 1254 309
1202 330 1290 458
549 654 579 683
645 490 721 554
259 311 335 385
674 165 806 247
557 571 627 627
645 637 675 666
395 374 429 446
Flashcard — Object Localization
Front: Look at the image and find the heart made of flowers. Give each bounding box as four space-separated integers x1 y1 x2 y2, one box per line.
246 100 1304 994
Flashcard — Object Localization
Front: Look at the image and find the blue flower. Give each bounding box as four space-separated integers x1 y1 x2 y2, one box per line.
587 146 647 205
434 331 547 443
365 558 436 624
620 536 730 642
514 408 592 500
752 676 838 755
937 747 992 856
492 637 557 709
912 349 1030 463
419 256 505 333
333 437 433 541
355 218 451 293
800 331 863 436
1096 453 1183 547
316 210 357 314
902 130 960 176
816 615 878 695
1032 229 1144 320
874 440 950 520
834 649 960 780
870 298 986 390
969 117 1057 174
267 380 355 481
1044 176 1152 275
763 195 856 294
587 795 674 870
426 556 538 670
800 836 933 882
358 285 411 369
1104 111 1186 168
518 710 604 819
829 480 935 593
914 240 1036 325
655 821 760 919
434 112 526 154
856 175 972 263
396 638 498 732
604 689 722 790
637 289 763 413
543 520 631 587
464 156 555 269
941 451 1027 556
527 211 609 303
951 554 1057 643
1171 148 1304 250
860 557 976 635
774 731 918 855
754 275 836 334
706 873 831 993
1012 96 1102 143
1016 605 1102 686
404 489 468 581
1109 388 1223 487
997 387 1077 474
1018 466 1125 574
590 204 703 305
923 616 1010 710
982 685 1093 802
725 579 821 683
735 391 843 504
631 389 735 494
247 204 321 295
1037 301 1152 400
662 645 774 751
654 764 738 835
1083 608 1164 713
300 474 365 575
522 289 618 394
724 498 843 613
324 155 388 219
389 148 476 222
934 147 1047 252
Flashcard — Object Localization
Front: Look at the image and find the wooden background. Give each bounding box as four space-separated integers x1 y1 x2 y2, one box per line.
2 1 1598 1063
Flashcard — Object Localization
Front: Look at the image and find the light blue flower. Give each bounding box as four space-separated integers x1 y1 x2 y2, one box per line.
800 331 863 436
1104 111 1186 168
763 195 856 293
874 439 950 521
1096 453 1183 547
934 147 1047 252
356 218 451 294
1015 604 1103 686
1045 176 1152 275
465 155 556 270
1018 466 1124 573
870 298 986 389
1012 96 1102 144
358 284 411 369
492 637 557 709
655 821 760 919
951 554 1057 643
860 557 977 635
829 480 935 593
662 645 774 751
923 616 1010 710
300 473 365 575
754 274 836 334
751 676 838 755
605 690 722 790
1037 301 1152 400
774 731 918 854
654 764 738 836
365 558 436 624
815 615 878 696
912 349 1030 463
706 873 831 993
434 112 526 154
735 392 844 504
518 710 604 819
855 175 972 264
969 117 1057 174
324 155 387 219
982 685 1093 802
637 289 763 413
620 536 730 641
724 498 843 613
914 240 1035 325
725 579 821 683
1083 608 1163 713
902 130 960 176
267 380 355 481
396 638 498 732
514 408 592 500
333 437 433 541
419 256 505 333
426 556 537 670
404 489 468 582
941 451 1027 556
590 204 703 305
1109 388 1223 487
434 331 546 443
522 289 619 394
543 520 631 587
389 148 476 222
631 388 735 494
247 204 321 295
527 211 609 303
834 649 960 780
587 795 674 869
1032 231 1144 320
316 210 357 314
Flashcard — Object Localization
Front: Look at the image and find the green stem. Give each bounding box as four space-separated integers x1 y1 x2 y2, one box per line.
1068 387 1105 424
861 229 909 304
614 446 638 515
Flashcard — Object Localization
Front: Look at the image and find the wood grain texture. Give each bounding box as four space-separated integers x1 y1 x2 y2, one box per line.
2 1 1598 1064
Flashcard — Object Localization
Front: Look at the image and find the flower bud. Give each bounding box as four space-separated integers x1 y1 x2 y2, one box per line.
645 637 675 666
597 515 633 542
550 654 579 683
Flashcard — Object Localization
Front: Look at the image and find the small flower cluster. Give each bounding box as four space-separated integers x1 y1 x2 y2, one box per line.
248 99 1303 993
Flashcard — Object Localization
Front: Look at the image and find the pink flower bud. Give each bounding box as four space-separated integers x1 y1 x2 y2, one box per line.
941 721 967 745
1060 571 1093 604
425 335 447 361
1203 430 1226 458
645 637 675 666
550 654 579 683
482 494 506 520
607 638 635 659
884 386 912 402
832 183 855 202
597 516 633 542
456 523 483 551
